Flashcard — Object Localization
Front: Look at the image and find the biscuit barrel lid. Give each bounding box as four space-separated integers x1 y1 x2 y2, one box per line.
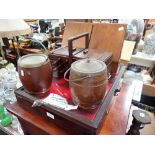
18 54 48 68
71 58 107 75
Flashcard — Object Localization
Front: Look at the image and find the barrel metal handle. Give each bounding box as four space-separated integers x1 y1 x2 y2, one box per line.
64 67 90 82
64 67 107 88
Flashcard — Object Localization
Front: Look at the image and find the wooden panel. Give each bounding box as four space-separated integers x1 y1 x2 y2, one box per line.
142 83 155 97
62 22 93 48
120 40 135 65
89 23 127 62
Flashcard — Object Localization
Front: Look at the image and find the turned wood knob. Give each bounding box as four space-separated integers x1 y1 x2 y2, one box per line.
127 110 151 135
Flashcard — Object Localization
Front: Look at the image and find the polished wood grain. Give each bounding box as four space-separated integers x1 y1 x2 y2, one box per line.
99 81 135 134
6 80 135 135
89 23 127 63
6 102 68 135
62 22 93 48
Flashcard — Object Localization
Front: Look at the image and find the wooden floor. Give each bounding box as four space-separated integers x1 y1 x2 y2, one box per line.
126 105 155 135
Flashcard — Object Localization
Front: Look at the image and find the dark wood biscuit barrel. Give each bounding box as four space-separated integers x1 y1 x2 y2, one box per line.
18 54 52 96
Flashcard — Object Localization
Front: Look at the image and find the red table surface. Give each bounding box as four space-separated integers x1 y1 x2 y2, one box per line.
41 77 113 121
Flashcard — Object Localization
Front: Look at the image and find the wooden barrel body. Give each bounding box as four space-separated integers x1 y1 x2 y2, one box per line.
69 59 107 109
18 54 52 95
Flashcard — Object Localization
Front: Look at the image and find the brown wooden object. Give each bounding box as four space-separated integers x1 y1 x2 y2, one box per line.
89 23 126 73
89 23 126 62
49 22 126 77
18 54 52 96
68 32 89 65
12 65 125 134
62 22 93 48
6 77 135 135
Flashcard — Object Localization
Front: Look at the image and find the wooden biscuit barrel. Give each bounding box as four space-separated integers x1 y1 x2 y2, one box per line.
18 54 52 95
65 59 107 109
